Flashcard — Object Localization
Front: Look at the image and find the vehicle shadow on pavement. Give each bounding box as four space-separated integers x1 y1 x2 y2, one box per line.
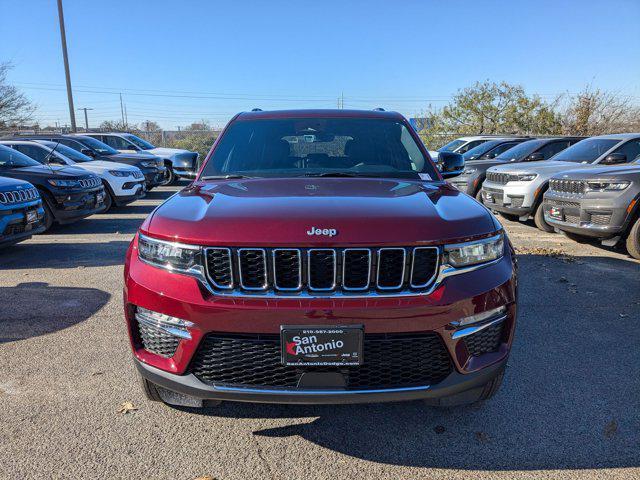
47 217 145 235
0 240 131 269
187 253 640 471
0 282 110 343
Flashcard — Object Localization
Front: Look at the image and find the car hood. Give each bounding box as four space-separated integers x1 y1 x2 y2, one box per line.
148 147 193 157
489 160 596 176
143 178 498 245
105 153 161 165
12 165 90 178
0 176 32 190
76 160 141 173
552 164 640 181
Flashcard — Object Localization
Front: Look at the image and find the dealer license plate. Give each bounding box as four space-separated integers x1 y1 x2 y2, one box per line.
281 326 363 367
25 210 37 224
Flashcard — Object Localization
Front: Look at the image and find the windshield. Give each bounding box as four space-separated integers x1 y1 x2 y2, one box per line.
39 141 92 163
0 144 41 168
74 136 119 155
438 139 465 153
551 138 620 163
200 117 437 180
495 140 544 161
124 134 155 150
463 140 503 160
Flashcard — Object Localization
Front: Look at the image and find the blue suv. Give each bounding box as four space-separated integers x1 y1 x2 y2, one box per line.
0 176 46 247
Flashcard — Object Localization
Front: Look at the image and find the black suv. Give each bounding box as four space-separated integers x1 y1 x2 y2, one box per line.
0 144 106 230
4 134 166 189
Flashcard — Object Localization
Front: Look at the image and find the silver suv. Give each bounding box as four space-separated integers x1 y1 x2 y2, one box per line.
481 134 640 231
543 165 640 259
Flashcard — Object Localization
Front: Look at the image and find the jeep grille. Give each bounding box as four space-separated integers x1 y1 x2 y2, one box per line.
204 246 440 296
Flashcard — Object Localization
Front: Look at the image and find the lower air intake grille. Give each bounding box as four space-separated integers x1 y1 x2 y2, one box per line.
590 213 611 226
135 318 180 358
464 321 505 357
191 333 453 390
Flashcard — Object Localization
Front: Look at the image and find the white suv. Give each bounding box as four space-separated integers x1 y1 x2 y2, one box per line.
481 134 640 231
85 133 199 184
428 135 509 159
0 140 146 211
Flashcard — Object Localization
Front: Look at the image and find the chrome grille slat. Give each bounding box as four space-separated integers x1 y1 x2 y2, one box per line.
549 178 586 194
0 187 39 205
204 247 441 296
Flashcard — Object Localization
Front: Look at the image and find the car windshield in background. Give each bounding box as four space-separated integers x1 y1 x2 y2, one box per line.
124 134 156 150
0 144 41 168
462 140 503 160
438 139 465 152
200 117 437 180
75 136 119 155
551 138 620 163
39 141 93 163
494 140 544 161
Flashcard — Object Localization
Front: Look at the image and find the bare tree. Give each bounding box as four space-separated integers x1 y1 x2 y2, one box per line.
0 62 35 127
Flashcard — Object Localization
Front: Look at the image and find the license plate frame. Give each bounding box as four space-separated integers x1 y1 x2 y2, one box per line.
549 206 562 219
25 210 37 225
280 325 364 367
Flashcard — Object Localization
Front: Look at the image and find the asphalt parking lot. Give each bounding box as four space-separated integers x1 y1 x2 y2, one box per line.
1 183 639 480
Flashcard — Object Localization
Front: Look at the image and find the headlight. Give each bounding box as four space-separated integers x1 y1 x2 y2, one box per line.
463 167 477 174
108 170 132 177
445 234 504 268
141 161 157 168
47 178 80 188
516 173 537 182
586 181 630 191
137 234 202 274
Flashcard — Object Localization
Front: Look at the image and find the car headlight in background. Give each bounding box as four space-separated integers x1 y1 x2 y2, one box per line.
137 234 202 274
141 160 158 168
516 173 537 182
47 178 80 188
463 167 478 174
445 233 504 267
586 181 630 191
108 170 133 177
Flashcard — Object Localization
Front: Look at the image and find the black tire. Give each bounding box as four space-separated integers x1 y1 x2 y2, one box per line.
626 215 640 260
42 201 54 231
160 163 177 186
498 212 520 222
424 370 505 407
534 203 554 232
137 370 163 402
102 190 114 212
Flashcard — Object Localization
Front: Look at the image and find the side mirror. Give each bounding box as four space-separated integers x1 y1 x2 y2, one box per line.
81 148 96 157
527 152 545 162
602 153 627 165
438 152 465 178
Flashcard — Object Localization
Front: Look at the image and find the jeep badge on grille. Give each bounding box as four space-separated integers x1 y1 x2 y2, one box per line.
307 227 337 237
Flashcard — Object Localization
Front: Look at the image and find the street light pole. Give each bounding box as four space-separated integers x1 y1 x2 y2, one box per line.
56 0 76 132
78 107 93 131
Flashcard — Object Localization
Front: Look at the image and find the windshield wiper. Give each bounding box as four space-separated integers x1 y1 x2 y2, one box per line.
303 172 359 177
200 174 254 180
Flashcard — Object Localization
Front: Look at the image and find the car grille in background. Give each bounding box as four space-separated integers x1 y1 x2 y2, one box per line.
132 170 144 179
133 316 180 358
482 187 504 205
486 172 513 184
79 177 101 188
204 246 440 296
564 214 581 224
508 196 524 208
191 332 453 390
546 199 581 209
0 187 39 204
464 321 505 357
590 213 611 225
549 179 586 194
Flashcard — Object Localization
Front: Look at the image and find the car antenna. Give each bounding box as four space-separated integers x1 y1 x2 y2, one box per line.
42 140 63 174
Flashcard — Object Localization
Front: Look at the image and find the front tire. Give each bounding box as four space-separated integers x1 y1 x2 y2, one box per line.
626 215 640 260
160 163 177 186
534 203 554 232
136 370 220 408
102 190 114 212
42 202 54 231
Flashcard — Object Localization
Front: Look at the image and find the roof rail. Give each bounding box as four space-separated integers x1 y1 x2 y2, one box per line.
372 107 385 111
251 108 262 112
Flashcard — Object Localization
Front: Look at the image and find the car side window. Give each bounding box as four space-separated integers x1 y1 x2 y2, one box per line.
537 141 570 159
59 139 83 152
103 135 132 150
613 140 640 163
481 142 518 159
458 140 484 154
13 144 49 163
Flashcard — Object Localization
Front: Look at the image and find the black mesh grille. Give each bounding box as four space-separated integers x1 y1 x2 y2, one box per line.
273 250 301 290
343 250 370 290
239 249 267 289
549 179 586 194
411 248 438 287
590 213 611 225
308 250 335 290
135 319 180 358
377 249 405 288
205 248 233 288
464 321 505 357
191 333 453 390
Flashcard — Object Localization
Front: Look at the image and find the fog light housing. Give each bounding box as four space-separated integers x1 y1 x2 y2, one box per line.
453 305 506 327
135 307 193 340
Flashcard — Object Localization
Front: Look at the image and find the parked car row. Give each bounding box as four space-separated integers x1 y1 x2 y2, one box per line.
443 133 640 259
0 132 199 247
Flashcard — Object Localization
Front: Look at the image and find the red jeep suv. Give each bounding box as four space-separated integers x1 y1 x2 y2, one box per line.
124 109 517 408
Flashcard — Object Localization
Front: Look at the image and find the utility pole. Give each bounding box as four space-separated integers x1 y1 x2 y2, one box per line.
56 0 76 132
119 93 125 127
124 104 128 129
341 92 344 109
77 107 93 131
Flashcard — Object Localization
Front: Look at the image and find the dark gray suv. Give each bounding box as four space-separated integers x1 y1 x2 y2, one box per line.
543 164 640 259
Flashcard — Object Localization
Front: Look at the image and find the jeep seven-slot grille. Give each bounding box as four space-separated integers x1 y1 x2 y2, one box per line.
486 172 513 185
190 333 453 390
204 246 440 296
549 179 586 194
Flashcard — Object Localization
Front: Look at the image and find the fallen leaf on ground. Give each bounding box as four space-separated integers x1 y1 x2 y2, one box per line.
475 431 490 444
194 476 217 480
604 420 618 439
619 314 628 318
118 401 138 414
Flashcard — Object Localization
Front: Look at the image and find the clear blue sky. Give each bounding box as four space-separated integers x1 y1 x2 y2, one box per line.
1 0 639 129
